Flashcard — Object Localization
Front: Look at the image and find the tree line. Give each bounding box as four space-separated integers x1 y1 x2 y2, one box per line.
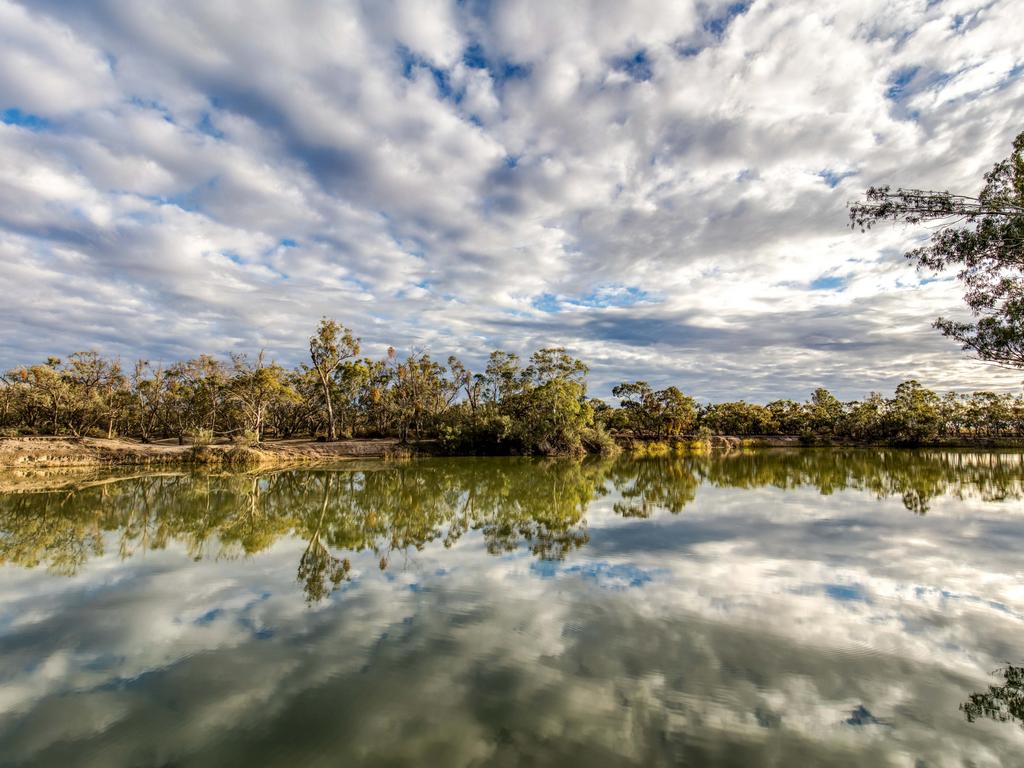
1 317 1022 452
607 379 1024 444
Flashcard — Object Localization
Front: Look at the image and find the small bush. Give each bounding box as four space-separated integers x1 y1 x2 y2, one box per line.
632 440 670 457
581 424 621 456
223 446 265 468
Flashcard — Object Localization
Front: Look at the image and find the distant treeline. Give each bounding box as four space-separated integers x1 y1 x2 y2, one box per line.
1 319 1022 453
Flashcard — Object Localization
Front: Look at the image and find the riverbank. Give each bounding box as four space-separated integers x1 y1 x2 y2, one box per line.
0 436 414 469
3 434 1022 470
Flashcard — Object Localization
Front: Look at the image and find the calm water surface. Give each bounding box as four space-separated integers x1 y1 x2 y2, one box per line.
0 450 1022 766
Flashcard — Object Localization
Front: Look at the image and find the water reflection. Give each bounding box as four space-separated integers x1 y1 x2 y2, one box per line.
0 450 1022 765
2 451 1021 592
962 666 1024 730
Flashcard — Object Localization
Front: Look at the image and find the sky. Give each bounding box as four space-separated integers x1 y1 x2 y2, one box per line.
1 0 1023 402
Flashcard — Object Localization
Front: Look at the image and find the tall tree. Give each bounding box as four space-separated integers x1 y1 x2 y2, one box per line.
228 352 298 442
63 351 126 438
308 318 360 441
850 130 1024 368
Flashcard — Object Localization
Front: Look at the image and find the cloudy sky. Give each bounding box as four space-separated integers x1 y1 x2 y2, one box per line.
1 0 1022 401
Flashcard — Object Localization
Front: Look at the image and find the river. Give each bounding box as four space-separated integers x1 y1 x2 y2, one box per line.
0 450 1022 766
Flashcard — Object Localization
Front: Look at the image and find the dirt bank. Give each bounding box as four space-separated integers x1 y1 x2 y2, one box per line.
0 436 411 469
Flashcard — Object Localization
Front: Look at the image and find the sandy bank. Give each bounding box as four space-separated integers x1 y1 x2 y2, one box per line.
0 436 411 469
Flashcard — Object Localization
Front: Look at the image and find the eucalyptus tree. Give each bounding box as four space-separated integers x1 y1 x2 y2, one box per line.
227 351 299 442
389 352 459 441
888 380 942 444
851 130 1024 368
805 388 846 436
309 318 360 440
511 348 593 455
9 358 71 435
129 360 168 442
0 373 14 430
63 351 127 438
447 356 484 411
611 381 653 433
164 355 228 443
483 350 524 403
612 381 697 437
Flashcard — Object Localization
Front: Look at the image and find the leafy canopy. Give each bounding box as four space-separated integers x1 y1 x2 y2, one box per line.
850 130 1024 368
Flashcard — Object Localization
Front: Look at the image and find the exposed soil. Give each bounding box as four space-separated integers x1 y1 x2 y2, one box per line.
0 436 411 469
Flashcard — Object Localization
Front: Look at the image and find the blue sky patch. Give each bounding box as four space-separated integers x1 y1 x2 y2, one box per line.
824 583 869 603
2 108 51 131
196 111 224 139
809 275 848 291
461 43 530 84
613 50 653 82
530 559 559 579
818 168 857 188
704 1 752 39
195 607 225 625
533 285 653 313
886 66 919 99
398 46 456 102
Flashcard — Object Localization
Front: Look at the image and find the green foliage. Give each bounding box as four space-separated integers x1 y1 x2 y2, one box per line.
227 352 299 442
309 318 361 440
580 423 621 456
700 400 775 436
612 381 697 438
851 130 1024 368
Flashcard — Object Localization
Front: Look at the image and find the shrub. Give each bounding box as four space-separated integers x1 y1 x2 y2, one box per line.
223 446 265 468
581 424 621 456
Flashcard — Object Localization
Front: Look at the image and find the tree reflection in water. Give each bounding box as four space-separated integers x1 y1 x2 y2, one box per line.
0 449 1021 602
962 666 1024 730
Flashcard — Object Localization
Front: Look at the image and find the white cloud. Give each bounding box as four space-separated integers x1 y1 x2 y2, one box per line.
0 0 1022 399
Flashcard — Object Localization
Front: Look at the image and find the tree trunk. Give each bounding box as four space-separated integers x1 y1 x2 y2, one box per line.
318 371 336 441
